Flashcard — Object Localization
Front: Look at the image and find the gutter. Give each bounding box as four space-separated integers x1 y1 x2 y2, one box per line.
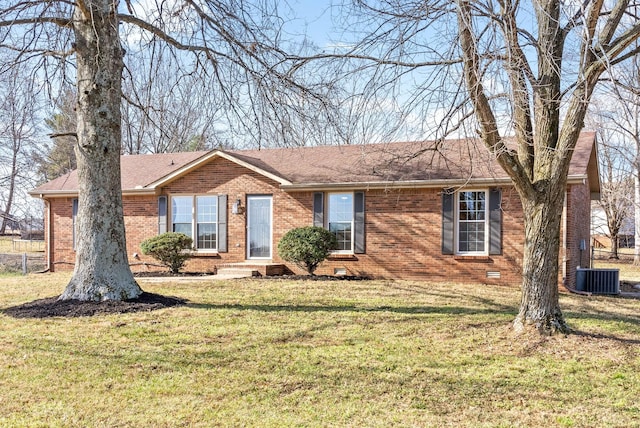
281 174 595 192
281 178 513 192
28 188 159 199
29 175 594 196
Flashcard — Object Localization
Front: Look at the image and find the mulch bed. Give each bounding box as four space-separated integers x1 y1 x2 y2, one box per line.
132 271 213 277
2 292 185 319
256 274 369 281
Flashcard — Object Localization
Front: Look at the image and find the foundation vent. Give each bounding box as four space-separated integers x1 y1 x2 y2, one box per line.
486 271 501 279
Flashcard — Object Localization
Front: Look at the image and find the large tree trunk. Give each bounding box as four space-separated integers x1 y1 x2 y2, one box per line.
635 174 640 266
60 0 142 301
514 186 570 334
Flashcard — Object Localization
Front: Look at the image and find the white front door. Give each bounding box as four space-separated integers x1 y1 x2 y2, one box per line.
247 195 272 259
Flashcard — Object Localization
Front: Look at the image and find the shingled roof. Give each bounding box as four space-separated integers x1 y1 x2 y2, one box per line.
30 132 599 197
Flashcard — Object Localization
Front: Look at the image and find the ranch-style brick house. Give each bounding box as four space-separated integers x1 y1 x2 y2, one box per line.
30 132 600 288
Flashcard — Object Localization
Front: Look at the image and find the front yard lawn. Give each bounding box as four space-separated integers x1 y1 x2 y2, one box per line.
1 272 639 427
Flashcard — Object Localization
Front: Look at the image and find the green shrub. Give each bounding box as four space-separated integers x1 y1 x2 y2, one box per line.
278 226 338 275
140 232 193 273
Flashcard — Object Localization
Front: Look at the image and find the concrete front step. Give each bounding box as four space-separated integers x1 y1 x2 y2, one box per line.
215 267 260 279
216 262 291 277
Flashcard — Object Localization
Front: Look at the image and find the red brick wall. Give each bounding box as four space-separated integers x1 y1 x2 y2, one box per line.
562 182 592 289
306 186 524 285
47 197 76 269
46 157 593 288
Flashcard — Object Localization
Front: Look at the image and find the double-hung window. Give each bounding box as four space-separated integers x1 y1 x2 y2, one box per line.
328 193 354 252
456 190 488 254
313 191 365 254
171 195 218 250
442 188 501 256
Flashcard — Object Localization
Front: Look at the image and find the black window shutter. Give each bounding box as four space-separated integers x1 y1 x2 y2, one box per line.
489 188 502 255
218 194 228 252
158 196 167 234
442 191 454 255
354 191 365 254
72 198 78 250
313 192 324 227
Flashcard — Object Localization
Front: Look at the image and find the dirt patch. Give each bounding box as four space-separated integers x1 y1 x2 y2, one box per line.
256 274 370 281
2 292 185 319
620 281 640 293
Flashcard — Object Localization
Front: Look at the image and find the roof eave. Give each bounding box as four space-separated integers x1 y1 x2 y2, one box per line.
281 177 514 191
29 187 160 198
28 190 78 199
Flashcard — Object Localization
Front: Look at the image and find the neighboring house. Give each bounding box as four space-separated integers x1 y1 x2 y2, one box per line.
591 204 635 249
30 132 600 289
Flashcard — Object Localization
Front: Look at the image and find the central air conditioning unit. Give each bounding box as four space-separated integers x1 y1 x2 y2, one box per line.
575 268 620 295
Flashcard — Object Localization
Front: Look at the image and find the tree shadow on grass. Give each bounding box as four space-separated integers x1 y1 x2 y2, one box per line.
569 329 640 345
185 302 517 317
564 309 640 327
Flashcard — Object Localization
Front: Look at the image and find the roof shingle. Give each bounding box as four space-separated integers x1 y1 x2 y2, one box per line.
30 132 598 195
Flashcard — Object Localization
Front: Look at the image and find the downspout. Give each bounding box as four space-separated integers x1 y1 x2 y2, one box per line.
45 198 51 272
562 191 568 284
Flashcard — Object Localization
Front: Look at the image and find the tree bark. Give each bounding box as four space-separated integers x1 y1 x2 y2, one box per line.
635 174 640 266
514 188 570 334
60 0 142 301
609 231 620 259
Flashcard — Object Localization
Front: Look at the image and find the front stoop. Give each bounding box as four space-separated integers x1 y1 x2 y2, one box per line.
216 262 290 278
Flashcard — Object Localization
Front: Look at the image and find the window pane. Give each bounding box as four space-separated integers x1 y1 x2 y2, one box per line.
172 197 192 223
197 224 217 249
329 223 352 251
197 196 217 222
329 194 353 222
173 223 192 238
172 197 192 238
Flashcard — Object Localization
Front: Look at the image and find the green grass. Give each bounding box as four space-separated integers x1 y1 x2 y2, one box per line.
1 273 640 427
0 236 44 254
0 236 14 253
593 258 640 282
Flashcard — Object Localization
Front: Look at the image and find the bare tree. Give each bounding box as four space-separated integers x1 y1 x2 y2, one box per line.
599 144 634 259
120 43 229 154
32 88 78 181
0 0 332 300
592 52 640 264
588 102 636 259
322 0 640 333
0 60 40 235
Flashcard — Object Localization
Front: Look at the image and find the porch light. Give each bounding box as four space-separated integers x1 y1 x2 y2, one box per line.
232 199 242 214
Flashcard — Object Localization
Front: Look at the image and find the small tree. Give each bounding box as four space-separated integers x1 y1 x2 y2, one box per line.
141 232 193 274
278 226 338 275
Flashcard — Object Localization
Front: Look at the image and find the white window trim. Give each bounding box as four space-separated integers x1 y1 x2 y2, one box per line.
170 194 219 253
455 189 489 256
327 192 355 254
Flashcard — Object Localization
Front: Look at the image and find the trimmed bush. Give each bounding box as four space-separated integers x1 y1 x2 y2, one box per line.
278 226 338 275
140 232 193 273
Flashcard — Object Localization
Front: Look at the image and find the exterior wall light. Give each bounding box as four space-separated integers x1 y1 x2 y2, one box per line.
232 199 243 215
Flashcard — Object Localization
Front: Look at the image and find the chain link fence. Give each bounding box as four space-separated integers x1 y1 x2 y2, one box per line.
0 253 46 274
591 248 636 262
